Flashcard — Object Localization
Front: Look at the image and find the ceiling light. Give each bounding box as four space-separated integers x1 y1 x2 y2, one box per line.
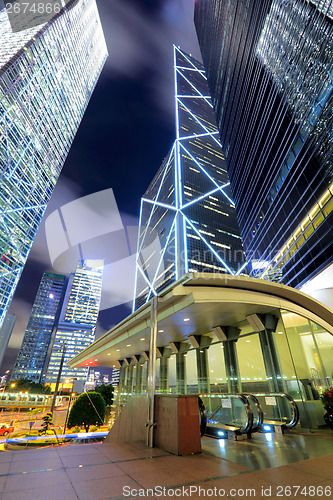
140 338 145 340
184 318 190 322
107 353 111 356
158 329 164 332
126 344 131 347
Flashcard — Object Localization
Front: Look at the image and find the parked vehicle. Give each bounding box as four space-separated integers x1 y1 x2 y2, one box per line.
0 424 14 436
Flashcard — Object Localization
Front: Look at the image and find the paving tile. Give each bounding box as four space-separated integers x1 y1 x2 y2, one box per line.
124 467 198 490
247 464 325 487
0 476 7 494
0 462 10 475
60 451 109 468
9 456 62 473
57 443 101 457
291 456 333 479
11 448 61 462
1 482 78 500
66 462 126 482
0 453 13 464
71 474 141 500
3 469 71 492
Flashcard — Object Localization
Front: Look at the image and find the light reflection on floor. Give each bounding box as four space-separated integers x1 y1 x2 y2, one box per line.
202 429 333 471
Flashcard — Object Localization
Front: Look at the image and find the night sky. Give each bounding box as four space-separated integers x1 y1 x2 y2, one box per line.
1 0 202 372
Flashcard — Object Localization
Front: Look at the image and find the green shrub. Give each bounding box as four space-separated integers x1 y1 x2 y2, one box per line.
90 425 98 432
68 392 106 432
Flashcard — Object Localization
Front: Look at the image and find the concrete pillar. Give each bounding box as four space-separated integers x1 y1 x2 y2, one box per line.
125 365 134 394
223 340 241 393
159 356 169 393
196 348 210 394
134 363 143 393
259 329 285 393
176 352 187 394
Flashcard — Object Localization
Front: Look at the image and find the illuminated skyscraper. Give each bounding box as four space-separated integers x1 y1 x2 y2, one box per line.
11 273 66 383
45 260 103 384
194 0 333 287
133 47 246 310
0 0 107 327
0 312 15 368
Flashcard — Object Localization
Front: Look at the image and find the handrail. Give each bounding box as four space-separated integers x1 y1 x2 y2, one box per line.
241 393 263 432
253 392 299 429
201 393 254 435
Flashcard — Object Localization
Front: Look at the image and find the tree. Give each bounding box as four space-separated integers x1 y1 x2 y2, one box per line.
93 384 114 406
67 392 106 432
7 378 50 394
39 412 54 435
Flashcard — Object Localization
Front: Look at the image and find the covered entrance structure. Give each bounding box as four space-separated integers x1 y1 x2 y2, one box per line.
69 274 333 440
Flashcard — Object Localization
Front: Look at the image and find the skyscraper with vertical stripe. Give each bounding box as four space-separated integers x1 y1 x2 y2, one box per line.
0 0 107 327
194 0 333 288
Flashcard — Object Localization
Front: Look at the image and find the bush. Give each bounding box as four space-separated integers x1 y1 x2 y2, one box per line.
70 426 81 433
68 392 106 432
90 426 98 432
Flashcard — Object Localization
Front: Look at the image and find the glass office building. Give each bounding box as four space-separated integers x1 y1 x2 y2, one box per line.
0 0 107 327
194 0 333 288
134 47 246 310
11 272 66 383
45 259 103 384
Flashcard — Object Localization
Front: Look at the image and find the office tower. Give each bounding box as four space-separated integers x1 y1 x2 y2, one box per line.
194 0 333 288
11 273 66 383
0 0 107 328
45 260 103 384
0 313 15 368
133 46 246 310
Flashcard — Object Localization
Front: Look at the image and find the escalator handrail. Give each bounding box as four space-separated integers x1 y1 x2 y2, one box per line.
241 393 263 432
203 393 253 435
253 392 299 429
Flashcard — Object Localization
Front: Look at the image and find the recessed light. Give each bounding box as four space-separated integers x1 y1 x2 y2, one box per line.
94 359 98 361
246 340 251 343
140 338 145 340
116 349 120 352
126 344 131 347
184 318 190 322
158 329 164 332
107 353 111 356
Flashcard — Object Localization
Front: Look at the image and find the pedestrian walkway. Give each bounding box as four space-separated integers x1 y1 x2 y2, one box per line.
0 432 332 499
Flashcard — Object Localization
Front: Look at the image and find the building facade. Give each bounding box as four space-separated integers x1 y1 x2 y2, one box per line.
194 0 333 288
45 259 103 385
134 46 246 310
11 273 66 383
0 0 107 327
0 312 15 368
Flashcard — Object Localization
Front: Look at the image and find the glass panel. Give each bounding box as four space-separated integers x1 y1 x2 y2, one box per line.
310 321 333 388
186 349 198 393
236 334 269 392
208 342 227 394
273 319 301 400
282 311 324 398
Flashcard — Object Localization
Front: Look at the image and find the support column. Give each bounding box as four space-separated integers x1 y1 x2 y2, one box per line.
257 315 284 393
134 363 143 394
196 348 210 395
159 357 169 393
147 296 157 447
125 365 134 394
223 340 241 393
176 352 187 394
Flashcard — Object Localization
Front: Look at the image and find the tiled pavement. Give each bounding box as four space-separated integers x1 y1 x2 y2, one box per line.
0 437 332 500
